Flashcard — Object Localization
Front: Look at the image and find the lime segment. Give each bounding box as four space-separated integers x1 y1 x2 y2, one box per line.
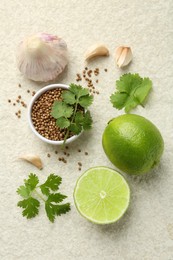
74 166 130 224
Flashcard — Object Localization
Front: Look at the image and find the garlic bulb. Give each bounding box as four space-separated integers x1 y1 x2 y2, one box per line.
17 33 68 82
115 46 132 68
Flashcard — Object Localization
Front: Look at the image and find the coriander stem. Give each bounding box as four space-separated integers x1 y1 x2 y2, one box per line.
34 189 46 202
62 99 79 149
62 129 70 149
71 99 78 123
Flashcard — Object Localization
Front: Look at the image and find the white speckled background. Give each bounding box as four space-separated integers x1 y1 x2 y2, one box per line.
0 0 173 259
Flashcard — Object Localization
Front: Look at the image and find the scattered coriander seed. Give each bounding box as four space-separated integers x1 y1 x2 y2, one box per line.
76 73 82 82
64 152 67 155
85 67 88 70
78 149 81 152
16 99 20 103
65 146 69 149
27 90 30 93
8 99 11 103
67 153 70 157
104 68 108 72
47 153 51 158
18 95 21 99
78 167 81 171
13 103 16 106
32 91 36 96
78 162 82 166
18 83 21 88
87 70 92 77
55 151 58 154
96 80 98 83
58 158 62 161
85 152 88 155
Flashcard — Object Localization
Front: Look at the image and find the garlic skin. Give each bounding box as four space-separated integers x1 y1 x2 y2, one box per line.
19 154 43 170
115 46 132 68
85 44 109 61
17 33 68 82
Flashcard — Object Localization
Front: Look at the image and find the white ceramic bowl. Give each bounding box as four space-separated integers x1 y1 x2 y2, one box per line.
28 83 82 145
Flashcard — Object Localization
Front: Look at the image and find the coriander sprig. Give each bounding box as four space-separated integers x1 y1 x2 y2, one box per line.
17 173 70 222
51 84 93 146
110 73 152 113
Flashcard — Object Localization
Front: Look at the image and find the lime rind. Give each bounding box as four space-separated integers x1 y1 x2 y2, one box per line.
73 166 130 225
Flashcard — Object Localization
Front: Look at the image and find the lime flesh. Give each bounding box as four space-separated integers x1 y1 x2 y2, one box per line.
74 166 130 224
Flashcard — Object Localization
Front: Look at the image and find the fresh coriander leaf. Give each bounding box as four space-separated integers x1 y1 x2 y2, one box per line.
124 96 139 113
79 95 93 108
69 83 80 95
82 111 93 130
111 92 139 113
111 73 152 113
47 193 67 203
24 173 39 191
45 201 70 223
78 88 89 98
50 83 93 146
75 111 84 124
110 93 129 110
45 193 70 223
40 174 62 194
62 91 76 105
51 101 73 119
17 197 40 219
45 202 55 222
69 123 82 134
69 84 89 98
56 117 70 129
40 186 50 196
55 203 71 217
17 185 30 198
134 78 152 104
17 173 71 222
116 73 142 93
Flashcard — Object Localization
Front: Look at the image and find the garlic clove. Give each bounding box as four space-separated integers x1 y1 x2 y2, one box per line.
115 46 132 68
19 154 43 170
85 44 109 61
17 33 68 82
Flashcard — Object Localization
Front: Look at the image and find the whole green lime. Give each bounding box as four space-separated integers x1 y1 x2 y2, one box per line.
102 114 164 175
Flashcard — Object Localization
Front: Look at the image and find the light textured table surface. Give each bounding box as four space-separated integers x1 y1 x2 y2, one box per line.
0 0 173 259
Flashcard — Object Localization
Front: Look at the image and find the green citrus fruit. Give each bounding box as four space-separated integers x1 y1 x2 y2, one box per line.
102 114 164 175
74 166 130 224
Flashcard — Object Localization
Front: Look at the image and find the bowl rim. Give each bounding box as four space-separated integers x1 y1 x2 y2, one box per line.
28 83 82 145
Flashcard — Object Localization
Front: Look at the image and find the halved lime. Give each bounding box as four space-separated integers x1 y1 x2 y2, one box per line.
74 166 130 224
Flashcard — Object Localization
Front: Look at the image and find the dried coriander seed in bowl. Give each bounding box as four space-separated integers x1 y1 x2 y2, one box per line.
28 84 93 146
